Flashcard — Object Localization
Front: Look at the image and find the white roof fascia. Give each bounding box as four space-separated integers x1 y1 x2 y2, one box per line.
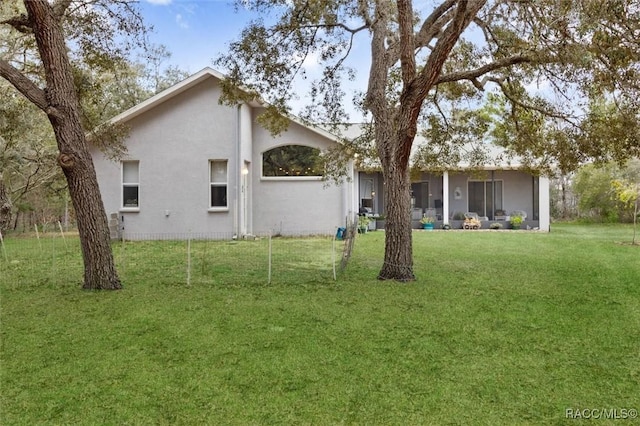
287 115 342 143
107 67 226 125
106 66 342 144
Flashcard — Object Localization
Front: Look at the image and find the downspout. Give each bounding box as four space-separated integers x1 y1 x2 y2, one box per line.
235 104 242 238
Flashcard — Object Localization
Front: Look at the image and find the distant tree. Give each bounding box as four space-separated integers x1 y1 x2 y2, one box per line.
0 78 62 231
612 177 640 245
550 174 578 220
573 163 623 221
0 0 149 289
572 160 640 223
217 0 640 281
141 45 190 94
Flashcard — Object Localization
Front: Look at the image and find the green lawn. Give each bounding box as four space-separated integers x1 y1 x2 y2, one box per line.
1 224 639 425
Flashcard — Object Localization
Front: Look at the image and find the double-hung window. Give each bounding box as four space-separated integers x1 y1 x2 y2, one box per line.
122 161 139 209
210 160 228 209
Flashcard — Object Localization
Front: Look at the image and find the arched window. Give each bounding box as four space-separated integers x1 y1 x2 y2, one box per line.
262 145 323 177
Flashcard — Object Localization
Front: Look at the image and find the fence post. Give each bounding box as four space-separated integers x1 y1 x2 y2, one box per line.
268 232 272 285
34 224 42 251
57 221 67 249
0 230 7 262
117 232 126 282
332 230 337 281
51 232 56 285
187 231 192 286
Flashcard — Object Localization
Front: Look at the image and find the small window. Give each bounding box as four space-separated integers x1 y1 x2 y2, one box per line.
122 161 139 208
262 145 323 177
210 160 228 208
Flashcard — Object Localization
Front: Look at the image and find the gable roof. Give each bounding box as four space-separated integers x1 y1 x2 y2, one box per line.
107 68 226 125
103 68 529 170
338 123 527 170
106 67 341 143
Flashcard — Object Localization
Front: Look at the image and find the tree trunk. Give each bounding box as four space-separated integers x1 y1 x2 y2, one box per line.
364 1 482 282
561 178 568 219
0 181 11 232
377 150 415 281
25 1 121 290
53 120 121 290
368 98 416 280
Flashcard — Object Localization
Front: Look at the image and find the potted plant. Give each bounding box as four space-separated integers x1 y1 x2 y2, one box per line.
358 215 371 233
510 214 524 230
420 216 435 230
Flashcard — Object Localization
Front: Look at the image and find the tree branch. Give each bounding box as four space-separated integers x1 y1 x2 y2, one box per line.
490 77 578 124
298 22 369 34
398 0 416 82
365 1 392 118
52 0 74 19
409 0 486 106
0 59 54 115
436 53 532 85
357 0 373 27
1 14 32 33
414 0 457 47
385 1 456 69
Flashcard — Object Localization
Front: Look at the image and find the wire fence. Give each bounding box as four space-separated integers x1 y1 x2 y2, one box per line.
1 221 358 287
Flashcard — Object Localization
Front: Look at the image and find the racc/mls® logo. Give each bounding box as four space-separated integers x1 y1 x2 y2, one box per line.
565 408 638 420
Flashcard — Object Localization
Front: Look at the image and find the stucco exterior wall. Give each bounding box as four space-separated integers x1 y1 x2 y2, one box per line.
93 78 238 237
91 70 357 238
251 109 348 235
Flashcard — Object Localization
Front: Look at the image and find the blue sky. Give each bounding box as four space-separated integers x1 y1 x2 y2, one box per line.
137 0 373 118
138 0 259 73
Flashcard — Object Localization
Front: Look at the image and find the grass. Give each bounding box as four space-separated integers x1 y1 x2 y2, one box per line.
1 224 639 425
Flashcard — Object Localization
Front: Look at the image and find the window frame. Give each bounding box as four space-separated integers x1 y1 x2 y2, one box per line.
410 181 430 211
121 160 140 212
209 159 229 212
261 144 324 181
467 179 503 219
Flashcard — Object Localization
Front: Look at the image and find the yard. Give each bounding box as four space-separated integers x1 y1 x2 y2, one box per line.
1 224 639 424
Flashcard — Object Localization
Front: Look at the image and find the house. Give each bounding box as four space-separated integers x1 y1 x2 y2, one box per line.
359 168 550 231
90 68 357 239
90 67 550 238
357 143 550 231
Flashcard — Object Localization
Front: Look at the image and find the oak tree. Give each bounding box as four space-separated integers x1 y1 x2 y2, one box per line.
217 0 640 281
1 0 148 289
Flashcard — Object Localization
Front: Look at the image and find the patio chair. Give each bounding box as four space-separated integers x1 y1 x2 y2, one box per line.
463 212 481 230
510 210 527 220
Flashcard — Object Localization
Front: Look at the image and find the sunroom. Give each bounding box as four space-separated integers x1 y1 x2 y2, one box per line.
357 168 550 231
